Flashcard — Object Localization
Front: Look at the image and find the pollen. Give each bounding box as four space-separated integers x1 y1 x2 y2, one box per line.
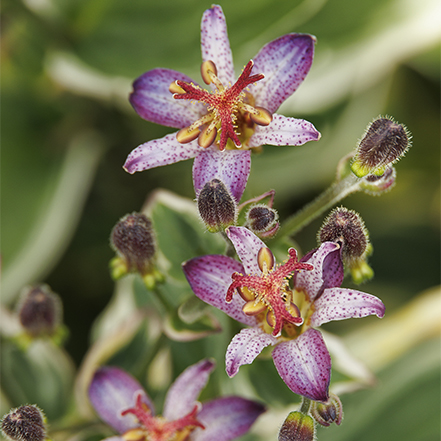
170 60 272 151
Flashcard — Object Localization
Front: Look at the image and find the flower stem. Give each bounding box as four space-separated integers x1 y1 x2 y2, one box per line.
276 173 362 240
300 397 312 414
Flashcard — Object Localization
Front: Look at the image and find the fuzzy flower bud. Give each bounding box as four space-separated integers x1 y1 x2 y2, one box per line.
278 411 315 441
351 116 410 178
110 213 162 287
17 285 62 338
310 393 343 427
319 207 373 283
197 179 237 233
246 204 279 238
1 405 46 441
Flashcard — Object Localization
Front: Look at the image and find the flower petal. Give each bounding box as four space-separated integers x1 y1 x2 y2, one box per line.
123 133 200 174
310 288 386 328
130 68 206 128
200 5 235 85
163 359 215 421
193 148 251 202
248 114 320 148
88 367 154 434
182 255 257 326
296 242 340 302
226 327 278 377
193 396 265 441
251 34 315 113
272 329 331 402
225 226 266 275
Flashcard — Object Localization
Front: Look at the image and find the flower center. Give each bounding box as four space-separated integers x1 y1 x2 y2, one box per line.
121 392 204 441
226 247 313 337
170 60 272 151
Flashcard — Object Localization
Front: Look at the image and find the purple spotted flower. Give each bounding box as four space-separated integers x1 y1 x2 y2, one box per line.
124 4 320 202
182 227 385 402
89 359 265 441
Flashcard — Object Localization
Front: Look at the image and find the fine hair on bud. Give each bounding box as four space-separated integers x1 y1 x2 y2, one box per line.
318 207 369 263
197 179 237 233
16 285 62 337
278 411 315 441
352 116 411 177
111 212 156 274
1 405 46 441
246 204 278 233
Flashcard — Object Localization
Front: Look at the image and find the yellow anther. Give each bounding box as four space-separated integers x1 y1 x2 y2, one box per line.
266 310 275 328
200 60 218 85
169 81 186 94
257 247 275 274
250 106 272 126
123 429 145 441
176 126 200 144
198 125 217 148
236 286 255 302
242 300 267 316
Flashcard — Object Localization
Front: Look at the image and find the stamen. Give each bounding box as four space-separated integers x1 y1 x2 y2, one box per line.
257 247 275 274
176 126 200 144
200 60 218 85
198 125 218 148
169 81 186 94
243 300 267 316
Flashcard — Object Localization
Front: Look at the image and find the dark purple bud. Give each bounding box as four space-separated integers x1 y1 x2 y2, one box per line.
246 204 279 238
278 411 315 441
17 285 62 337
197 179 237 233
351 116 411 178
1 405 46 441
318 207 369 265
110 212 156 275
310 393 343 427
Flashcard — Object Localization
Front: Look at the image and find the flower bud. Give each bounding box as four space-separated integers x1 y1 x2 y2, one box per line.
310 393 343 427
197 179 237 233
278 411 315 441
246 204 279 238
1 405 46 441
17 285 62 337
110 212 157 280
351 116 411 178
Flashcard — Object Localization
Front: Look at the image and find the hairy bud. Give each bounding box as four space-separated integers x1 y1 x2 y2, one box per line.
17 285 62 337
1 405 46 441
110 212 157 280
197 179 237 233
246 204 279 238
351 116 411 178
278 411 315 441
310 393 343 427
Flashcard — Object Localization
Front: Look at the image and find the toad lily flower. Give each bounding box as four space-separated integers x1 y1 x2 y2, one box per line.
124 4 320 201
182 227 385 402
89 359 265 441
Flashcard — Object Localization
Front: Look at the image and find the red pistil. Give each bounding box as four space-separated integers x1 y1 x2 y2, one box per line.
226 248 313 337
121 393 204 441
173 60 266 151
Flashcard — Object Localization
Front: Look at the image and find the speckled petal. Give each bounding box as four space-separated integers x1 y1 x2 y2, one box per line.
88 367 154 434
182 255 257 326
193 147 251 202
163 359 215 421
310 288 385 328
272 329 331 402
129 68 206 128
248 114 320 148
200 5 235 86
193 396 265 441
251 34 315 114
296 242 340 302
226 226 266 275
123 133 200 174
226 327 278 377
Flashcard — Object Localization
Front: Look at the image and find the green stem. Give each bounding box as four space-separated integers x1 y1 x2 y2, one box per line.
300 397 312 414
276 173 362 240
151 286 174 314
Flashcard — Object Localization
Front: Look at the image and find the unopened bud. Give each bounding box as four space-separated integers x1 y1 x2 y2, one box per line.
110 213 156 278
197 179 237 233
246 205 279 238
318 207 369 265
351 116 411 178
17 285 62 337
1 405 46 441
310 393 343 427
278 411 315 441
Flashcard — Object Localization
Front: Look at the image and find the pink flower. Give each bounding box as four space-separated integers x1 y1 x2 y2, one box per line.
124 5 320 202
183 227 385 402
89 359 265 441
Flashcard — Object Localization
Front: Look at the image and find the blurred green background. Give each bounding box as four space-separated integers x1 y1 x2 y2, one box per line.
1 0 440 439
